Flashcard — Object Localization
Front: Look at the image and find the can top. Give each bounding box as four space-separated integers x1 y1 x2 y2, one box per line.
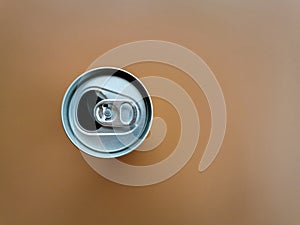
61 67 153 158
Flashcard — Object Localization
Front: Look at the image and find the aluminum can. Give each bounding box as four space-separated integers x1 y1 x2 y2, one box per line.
61 67 153 158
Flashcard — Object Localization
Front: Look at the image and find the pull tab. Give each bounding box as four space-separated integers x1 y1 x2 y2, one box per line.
94 99 138 127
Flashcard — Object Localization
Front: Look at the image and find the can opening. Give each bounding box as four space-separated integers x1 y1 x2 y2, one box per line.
77 90 103 131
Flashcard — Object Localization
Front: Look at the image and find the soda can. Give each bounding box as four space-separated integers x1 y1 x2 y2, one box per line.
61 67 153 158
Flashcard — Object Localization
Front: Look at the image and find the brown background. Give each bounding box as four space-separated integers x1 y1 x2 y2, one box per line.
1 0 300 225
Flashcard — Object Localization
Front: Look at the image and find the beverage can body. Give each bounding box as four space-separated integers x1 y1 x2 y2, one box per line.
61 67 153 158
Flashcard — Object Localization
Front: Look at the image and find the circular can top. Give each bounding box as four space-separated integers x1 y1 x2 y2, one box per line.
61 67 153 158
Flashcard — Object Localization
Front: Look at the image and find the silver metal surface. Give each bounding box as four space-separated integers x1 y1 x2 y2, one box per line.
61 67 153 158
94 99 138 127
